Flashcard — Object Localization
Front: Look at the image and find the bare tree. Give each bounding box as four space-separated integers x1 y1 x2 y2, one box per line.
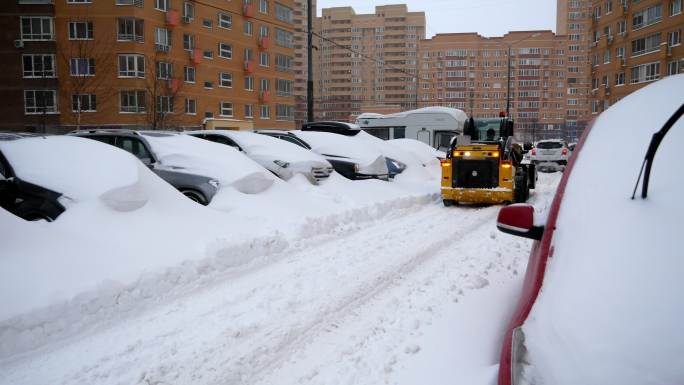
142 51 184 130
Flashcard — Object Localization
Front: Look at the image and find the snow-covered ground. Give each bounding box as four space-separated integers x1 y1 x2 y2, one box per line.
0 170 561 385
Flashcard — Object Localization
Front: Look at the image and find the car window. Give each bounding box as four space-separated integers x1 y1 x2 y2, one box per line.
279 135 309 149
89 135 116 145
205 134 240 149
115 137 153 163
0 153 7 179
537 142 563 149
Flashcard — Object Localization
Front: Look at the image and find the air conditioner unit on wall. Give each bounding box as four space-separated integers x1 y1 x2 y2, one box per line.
14 40 24 48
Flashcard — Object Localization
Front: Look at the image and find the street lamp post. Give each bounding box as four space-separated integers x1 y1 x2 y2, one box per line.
498 33 541 120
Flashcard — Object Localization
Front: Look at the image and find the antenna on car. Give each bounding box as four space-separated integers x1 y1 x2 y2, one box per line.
631 103 684 200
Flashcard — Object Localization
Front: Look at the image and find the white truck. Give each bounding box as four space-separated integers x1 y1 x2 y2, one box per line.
355 107 468 152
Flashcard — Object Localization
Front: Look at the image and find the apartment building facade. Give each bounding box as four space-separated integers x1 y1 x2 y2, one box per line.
418 31 580 142
588 0 683 115
316 5 425 121
0 0 296 132
292 0 314 128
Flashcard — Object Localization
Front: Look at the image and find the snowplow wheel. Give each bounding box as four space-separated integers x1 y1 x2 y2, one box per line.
514 173 529 203
527 164 536 189
443 199 455 207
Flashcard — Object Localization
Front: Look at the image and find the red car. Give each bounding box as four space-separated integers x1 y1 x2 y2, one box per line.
495 75 684 385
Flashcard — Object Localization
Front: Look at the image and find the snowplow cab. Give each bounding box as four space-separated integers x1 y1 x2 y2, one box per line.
440 115 535 206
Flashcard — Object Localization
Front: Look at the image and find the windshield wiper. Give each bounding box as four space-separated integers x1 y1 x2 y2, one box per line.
632 103 684 200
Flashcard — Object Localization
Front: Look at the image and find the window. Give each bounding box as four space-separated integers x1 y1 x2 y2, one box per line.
259 0 268 13
117 18 144 42
220 102 233 116
259 52 269 66
668 30 681 47
244 76 254 91
276 78 292 96
616 71 625 85
244 47 253 62
21 17 54 40
155 27 171 48
275 28 293 48
202 18 212 28
260 105 270 119
184 66 195 83
157 96 173 113
204 81 213 89
275 3 293 23
618 20 626 35
606 0 613 13
631 33 661 56
72 94 96 112
245 104 253 118
115 0 144 5
67 0 92 3
275 54 293 72
120 90 146 113
203 50 213 59
244 20 253 35
632 4 662 30
185 98 196 114
604 50 610 63
631 62 660 83
218 13 232 29
616 46 625 57
156 61 172 79
671 0 682 15
668 61 680 75
275 104 293 120
70 58 95 76
260 78 269 91
183 2 195 20
68 21 93 40
24 90 57 114
22 54 55 78
219 72 232 87
205 111 214 118
183 33 195 50
118 54 145 77
219 43 232 58
259 25 269 38
155 0 169 11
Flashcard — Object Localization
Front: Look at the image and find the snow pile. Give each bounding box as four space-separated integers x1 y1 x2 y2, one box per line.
293 130 385 166
522 74 684 385
142 133 276 194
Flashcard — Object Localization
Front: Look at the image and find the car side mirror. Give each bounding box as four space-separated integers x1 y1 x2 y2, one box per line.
497 204 544 240
141 157 154 167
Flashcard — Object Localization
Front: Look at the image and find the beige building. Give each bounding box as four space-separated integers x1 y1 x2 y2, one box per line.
293 0 315 127
418 31 580 142
588 0 684 115
315 5 426 121
1 0 296 132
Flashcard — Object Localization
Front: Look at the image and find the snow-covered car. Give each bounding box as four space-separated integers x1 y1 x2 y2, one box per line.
71 130 275 202
529 139 569 167
495 75 684 385
186 130 333 184
259 130 390 181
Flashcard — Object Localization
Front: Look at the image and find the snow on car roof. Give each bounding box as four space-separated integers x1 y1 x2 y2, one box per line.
522 74 684 385
377 106 468 122
292 130 383 166
0 135 140 200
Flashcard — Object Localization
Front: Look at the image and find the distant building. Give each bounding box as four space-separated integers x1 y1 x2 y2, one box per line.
315 5 426 122
419 31 581 142
0 0 297 132
587 0 684 115
293 0 315 128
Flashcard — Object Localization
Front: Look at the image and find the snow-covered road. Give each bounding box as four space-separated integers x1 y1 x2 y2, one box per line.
0 174 560 385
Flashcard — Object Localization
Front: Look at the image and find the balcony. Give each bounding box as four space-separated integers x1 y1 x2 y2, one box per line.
259 90 270 103
243 2 254 18
190 48 202 64
258 36 269 50
167 78 180 93
244 60 255 73
166 10 180 27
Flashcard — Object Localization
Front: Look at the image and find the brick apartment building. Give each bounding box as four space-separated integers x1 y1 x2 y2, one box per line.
418 31 580 142
0 0 297 132
587 0 683 115
292 0 314 128
315 5 426 121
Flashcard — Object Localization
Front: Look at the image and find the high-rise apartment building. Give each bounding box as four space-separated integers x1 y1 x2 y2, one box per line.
0 0 296 132
292 0 314 128
588 0 683 115
419 31 580 142
315 5 425 121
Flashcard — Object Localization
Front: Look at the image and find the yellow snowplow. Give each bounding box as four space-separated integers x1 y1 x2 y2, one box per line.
440 116 535 206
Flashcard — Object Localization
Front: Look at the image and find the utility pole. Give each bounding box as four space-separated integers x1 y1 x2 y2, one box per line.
306 0 314 123
506 45 511 117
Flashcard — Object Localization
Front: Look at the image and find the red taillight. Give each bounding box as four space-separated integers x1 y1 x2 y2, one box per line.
531 148 536 155
562 148 568 155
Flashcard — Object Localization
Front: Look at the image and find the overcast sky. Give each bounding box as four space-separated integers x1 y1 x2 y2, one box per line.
317 0 557 38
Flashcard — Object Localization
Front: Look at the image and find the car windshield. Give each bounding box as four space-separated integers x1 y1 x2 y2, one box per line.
473 119 503 141
537 141 563 149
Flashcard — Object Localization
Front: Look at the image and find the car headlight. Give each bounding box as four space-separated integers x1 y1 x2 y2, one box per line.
208 179 220 189
273 160 290 168
511 327 534 385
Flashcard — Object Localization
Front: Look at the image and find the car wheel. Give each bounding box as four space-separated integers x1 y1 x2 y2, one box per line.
180 189 208 206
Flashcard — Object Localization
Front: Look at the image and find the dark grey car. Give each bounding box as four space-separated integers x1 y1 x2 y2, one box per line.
70 130 219 205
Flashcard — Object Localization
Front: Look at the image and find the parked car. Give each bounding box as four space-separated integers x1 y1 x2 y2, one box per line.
495 75 684 385
529 139 569 171
257 130 390 181
70 130 221 205
186 130 333 184
0 135 65 221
